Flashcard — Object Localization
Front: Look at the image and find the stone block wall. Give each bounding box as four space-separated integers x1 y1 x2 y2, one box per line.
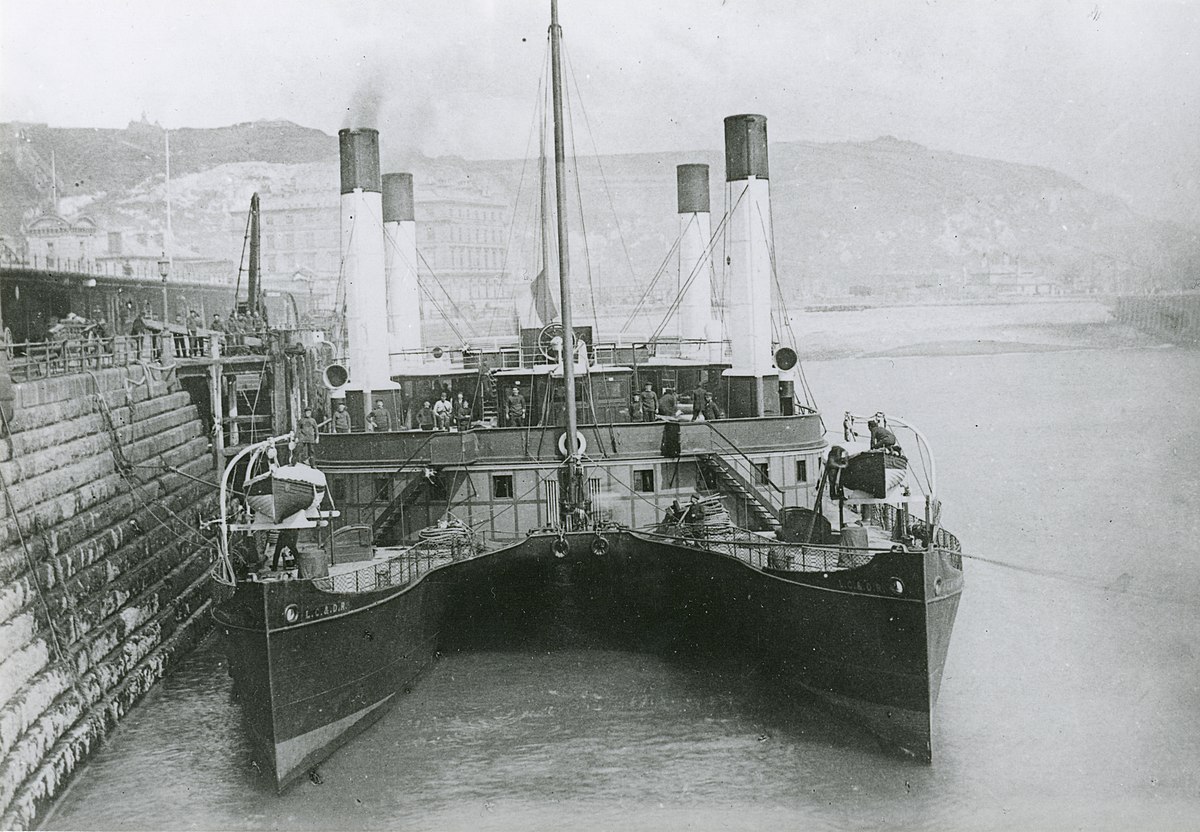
0 365 218 829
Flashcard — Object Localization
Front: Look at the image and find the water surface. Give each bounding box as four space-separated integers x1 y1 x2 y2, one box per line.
46 347 1200 831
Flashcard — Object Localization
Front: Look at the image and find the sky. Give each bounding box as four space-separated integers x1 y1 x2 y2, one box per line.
2 0 1197 222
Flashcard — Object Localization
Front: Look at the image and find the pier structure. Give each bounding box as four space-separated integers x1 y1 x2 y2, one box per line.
0 321 318 827
0 344 215 828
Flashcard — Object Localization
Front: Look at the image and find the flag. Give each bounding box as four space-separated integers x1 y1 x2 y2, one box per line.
531 268 558 326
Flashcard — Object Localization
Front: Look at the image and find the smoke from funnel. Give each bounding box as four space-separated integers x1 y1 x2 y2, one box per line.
343 65 389 129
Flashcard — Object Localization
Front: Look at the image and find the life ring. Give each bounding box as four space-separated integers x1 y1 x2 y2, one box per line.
552 537 570 558
590 536 610 556
557 430 587 458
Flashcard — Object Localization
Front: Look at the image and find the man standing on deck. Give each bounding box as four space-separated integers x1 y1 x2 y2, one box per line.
701 392 724 421
454 393 472 432
658 388 678 419
506 386 526 426
433 393 452 430
416 400 435 431
186 309 202 356
332 402 351 433
296 408 319 462
370 399 392 432
690 384 708 421
640 383 657 422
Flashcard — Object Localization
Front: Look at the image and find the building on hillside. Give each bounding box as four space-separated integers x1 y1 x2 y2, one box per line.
21 212 99 268
245 181 514 329
95 229 233 284
842 269 963 300
418 185 512 317
965 253 1059 296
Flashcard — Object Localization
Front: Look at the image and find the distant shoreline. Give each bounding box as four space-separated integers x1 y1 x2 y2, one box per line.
790 298 1172 361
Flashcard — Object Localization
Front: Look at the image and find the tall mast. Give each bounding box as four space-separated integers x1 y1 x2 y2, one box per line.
549 0 579 459
538 109 551 314
164 129 173 265
248 193 261 317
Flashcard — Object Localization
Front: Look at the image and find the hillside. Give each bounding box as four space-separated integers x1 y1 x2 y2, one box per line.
3 119 1194 300
0 119 334 239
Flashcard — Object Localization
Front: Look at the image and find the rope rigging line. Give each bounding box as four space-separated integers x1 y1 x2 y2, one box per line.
562 74 602 330
488 43 550 339
366 189 472 345
647 188 747 343
466 458 569 531
85 372 220 559
564 47 641 303
956 550 1196 608
230 207 253 318
618 231 684 335
756 200 820 409
330 207 357 359
413 248 472 345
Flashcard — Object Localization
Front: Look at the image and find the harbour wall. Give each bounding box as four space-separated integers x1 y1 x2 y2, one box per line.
1111 293 1200 346
0 361 217 829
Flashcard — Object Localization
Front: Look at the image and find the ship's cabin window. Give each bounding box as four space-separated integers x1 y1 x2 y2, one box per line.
796 459 808 483
753 462 770 485
493 475 514 499
374 477 390 502
634 469 655 493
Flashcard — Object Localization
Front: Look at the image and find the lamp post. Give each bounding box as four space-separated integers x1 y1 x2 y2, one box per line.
157 254 170 321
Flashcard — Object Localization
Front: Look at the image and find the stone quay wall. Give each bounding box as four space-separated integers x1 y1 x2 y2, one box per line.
1112 292 1200 346
0 363 217 829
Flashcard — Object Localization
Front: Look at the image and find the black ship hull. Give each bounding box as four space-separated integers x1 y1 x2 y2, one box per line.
214 531 962 790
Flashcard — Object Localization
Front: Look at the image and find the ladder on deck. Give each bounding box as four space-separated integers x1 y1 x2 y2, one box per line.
698 453 783 534
373 468 444 544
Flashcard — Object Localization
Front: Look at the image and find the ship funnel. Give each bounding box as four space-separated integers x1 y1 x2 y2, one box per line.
338 128 399 427
383 172 422 369
721 114 779 417
675 164 716 352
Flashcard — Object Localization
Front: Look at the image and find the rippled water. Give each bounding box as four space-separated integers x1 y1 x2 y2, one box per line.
45 347 1200 831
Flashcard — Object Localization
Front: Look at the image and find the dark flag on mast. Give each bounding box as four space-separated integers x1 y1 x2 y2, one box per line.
531 268 559 326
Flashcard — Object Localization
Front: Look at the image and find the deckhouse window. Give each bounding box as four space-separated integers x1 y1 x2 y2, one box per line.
796 459 808 483
493 475 514 499
753 462 770 486
634 469 655 493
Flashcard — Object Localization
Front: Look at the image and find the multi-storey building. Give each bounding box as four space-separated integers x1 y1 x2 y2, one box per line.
247 181 515 333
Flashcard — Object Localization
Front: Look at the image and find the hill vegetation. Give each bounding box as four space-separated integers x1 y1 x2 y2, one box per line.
3 119 1195 298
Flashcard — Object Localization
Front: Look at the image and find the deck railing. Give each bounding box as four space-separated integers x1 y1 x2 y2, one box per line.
314 534 479 594
640 526 884 572
3 336 155 381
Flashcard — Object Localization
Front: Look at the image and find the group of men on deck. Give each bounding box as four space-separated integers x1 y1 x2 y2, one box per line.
638 383 723 422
